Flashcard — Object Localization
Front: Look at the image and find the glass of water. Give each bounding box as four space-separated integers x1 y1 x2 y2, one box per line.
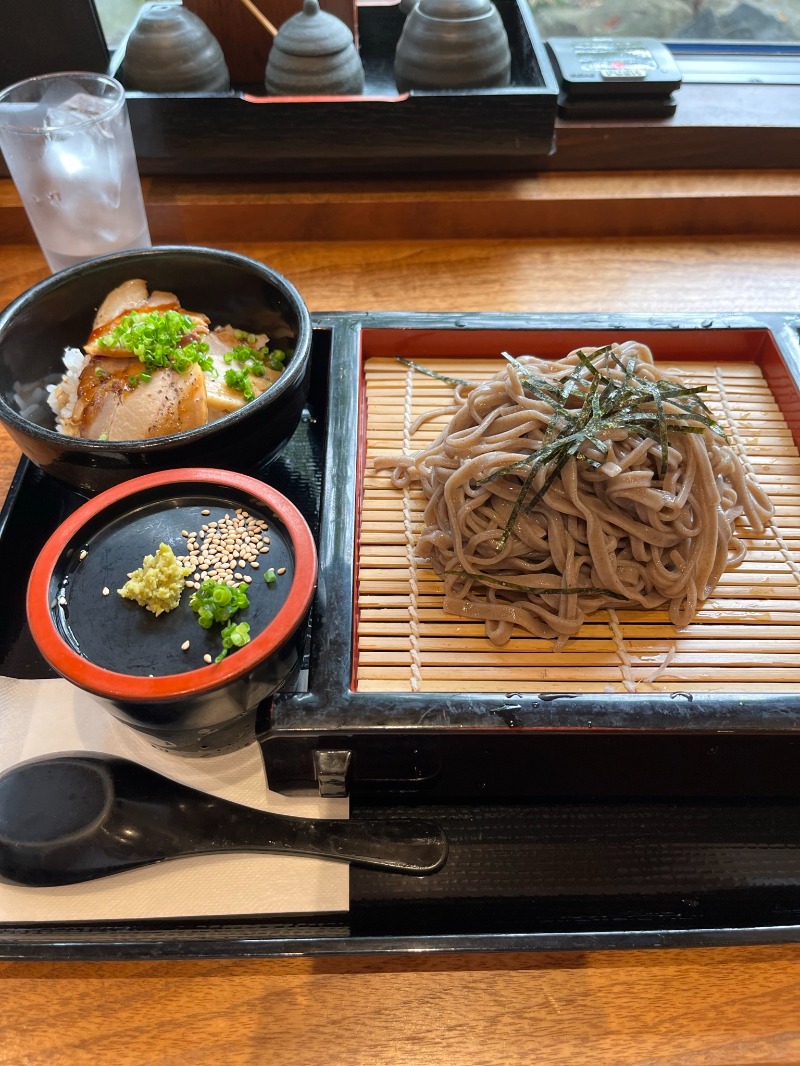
0 71 151 273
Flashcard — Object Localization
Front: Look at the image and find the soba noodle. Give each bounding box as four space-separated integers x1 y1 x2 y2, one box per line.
375 342 774 648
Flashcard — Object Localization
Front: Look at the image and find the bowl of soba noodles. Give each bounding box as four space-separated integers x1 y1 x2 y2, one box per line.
0 246 312 494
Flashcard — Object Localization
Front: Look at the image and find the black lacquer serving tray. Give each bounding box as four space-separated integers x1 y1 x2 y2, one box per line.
266 311 800 792
3 311 800 961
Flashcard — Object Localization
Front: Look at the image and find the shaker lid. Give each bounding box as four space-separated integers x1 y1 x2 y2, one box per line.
416 0 496 16
274 0 355 56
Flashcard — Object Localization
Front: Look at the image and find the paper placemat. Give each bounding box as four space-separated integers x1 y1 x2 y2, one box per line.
0 677 349 922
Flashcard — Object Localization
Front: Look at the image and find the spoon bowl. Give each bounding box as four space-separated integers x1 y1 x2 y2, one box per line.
0 753 448 886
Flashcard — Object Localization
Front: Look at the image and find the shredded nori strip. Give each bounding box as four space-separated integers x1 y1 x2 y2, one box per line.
444 569 627 599
400 346 726 550
397 358 473 387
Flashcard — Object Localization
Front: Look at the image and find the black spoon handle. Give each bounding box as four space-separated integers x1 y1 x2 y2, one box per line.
205 805 448 873
0 755 449 885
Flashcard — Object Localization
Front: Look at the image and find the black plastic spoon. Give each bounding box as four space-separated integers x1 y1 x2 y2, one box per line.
0 753 448 887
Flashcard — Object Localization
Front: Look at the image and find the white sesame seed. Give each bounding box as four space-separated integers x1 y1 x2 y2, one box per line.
201 509 211 516
244 575 252 584
79 549 88 560
277 567 286 575
181 640 190 651
102 587 110 596
251 560 260 568
203 653 212 664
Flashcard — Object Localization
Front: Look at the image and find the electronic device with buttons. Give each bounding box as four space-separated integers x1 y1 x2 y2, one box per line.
545 36 683 118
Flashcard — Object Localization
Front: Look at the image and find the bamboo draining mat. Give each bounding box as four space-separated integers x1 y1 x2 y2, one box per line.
359 356 800 694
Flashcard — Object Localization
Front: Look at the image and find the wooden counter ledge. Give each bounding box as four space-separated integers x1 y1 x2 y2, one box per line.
2 171 800 244
1 175 800 1065
2 947 800 1066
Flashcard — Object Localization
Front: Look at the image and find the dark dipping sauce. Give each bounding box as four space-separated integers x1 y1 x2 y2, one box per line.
51 489 295 677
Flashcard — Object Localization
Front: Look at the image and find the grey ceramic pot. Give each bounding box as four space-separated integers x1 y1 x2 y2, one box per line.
394 0 511 91
123 3 230 93
265 0 365 96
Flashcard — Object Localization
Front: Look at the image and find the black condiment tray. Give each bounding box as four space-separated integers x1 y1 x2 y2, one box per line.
3 311 800 961
0 1 557 181
106 0 558 178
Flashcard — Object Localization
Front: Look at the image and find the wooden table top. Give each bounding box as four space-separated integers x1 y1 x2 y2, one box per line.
1 179 800 1064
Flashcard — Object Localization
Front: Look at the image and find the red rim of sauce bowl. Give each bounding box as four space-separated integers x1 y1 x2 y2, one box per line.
26 468 317 701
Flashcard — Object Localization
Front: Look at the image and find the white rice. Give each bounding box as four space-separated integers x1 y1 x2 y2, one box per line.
46 347 90 436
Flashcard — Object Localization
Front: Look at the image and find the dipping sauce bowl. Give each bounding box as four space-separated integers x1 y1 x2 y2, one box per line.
26 468 317 756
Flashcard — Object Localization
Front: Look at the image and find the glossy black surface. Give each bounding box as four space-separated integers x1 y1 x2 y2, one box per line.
350 799 800 938
54 493 294 677
0 246 312 494
0 754 448 886
3 314 800 959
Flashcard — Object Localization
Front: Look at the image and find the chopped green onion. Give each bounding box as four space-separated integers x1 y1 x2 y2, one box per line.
227 344 267 377
189 579 249 627
95 309 213 379
225 367 256 401
264 568 277 585
263 348 287 372
215 621 251 662
190 579 252 660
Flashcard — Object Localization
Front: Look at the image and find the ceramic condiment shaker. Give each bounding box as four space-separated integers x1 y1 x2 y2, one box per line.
265 0 365 96
394 0 511 91
123 3 230 92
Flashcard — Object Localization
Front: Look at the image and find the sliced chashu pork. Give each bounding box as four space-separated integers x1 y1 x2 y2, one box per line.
204 325 283 419
85 279 209 356
65 280 282 438
67 357 208 440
